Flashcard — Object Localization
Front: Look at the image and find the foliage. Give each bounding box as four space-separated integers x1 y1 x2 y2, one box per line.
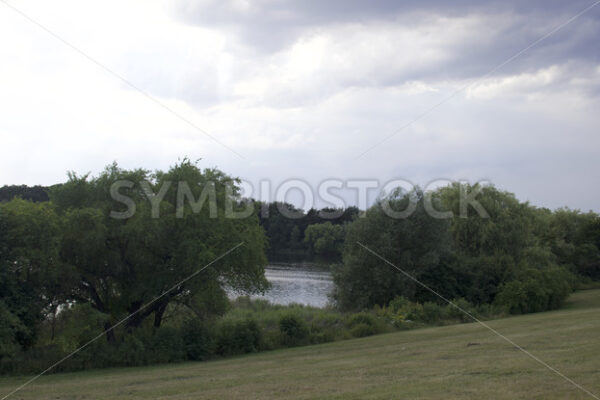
346 313 379 337
0 185 49 203
256 202 358 261
332 188 451 310
4 290 597 400
37 303 109 353
545 208 600 280
333 183 586 314
147 326 185 363
494 267 575 314
0 199 73 352
0 301 24 361
304 222 345 260
279 313 309 346
181 318 216 361
216 319 262 356
50 160 269 341
1 174 598 375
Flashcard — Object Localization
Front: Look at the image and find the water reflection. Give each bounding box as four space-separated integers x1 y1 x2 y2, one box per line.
236 264 334 308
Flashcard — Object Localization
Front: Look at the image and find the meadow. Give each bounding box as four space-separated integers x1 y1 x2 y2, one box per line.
1 289 599 400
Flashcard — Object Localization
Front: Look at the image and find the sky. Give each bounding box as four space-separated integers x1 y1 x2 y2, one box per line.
0 0 599 211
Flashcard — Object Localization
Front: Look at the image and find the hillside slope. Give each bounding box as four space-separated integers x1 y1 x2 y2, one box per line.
1 290 600 400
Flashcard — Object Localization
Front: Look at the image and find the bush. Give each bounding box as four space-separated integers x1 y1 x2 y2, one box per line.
350 323 376 338
421 302 445 324
388 296 410 312
0 301 23 362
118 334 147 366
182 319 215 361
346 312 388 336
494 267 574 314
0 344 65 374
217 319 262 356
309 313 346 343
445 298 477 323
279 314 309 346
347 312 375 328
148 326 185 364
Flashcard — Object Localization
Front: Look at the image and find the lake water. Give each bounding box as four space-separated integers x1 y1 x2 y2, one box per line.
246 264 334 308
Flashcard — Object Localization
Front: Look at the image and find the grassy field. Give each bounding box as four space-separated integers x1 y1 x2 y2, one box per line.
1 290 600 400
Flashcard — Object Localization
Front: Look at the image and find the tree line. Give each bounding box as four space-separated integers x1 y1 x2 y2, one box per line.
333 185 599 313
1 161 598 372
256 202 357 262
0 184 357 263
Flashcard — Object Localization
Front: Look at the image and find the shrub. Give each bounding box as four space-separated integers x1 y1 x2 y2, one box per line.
279 314 309 346
445 298 476 323
495 267 574 314
421 302 445 324
388 296 410 312
0 301 23 362
182 319 215 361
148 326 185 364
309 313 346 343
0 344 65 374
350 323 376 338
346 312 389 336
347 312 375 327
118 334 147 366
217 319 262 356
403 303 425 322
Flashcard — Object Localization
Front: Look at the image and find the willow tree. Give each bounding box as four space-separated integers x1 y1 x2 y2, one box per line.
332 189 452 310
52 160 268 341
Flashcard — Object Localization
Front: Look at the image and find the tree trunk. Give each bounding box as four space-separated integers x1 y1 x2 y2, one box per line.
154 303 167 328
50 304 58 341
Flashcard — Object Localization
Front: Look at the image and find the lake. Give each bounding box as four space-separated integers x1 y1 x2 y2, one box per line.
234 263 334 308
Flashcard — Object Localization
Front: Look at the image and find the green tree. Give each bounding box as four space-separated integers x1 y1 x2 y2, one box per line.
332 189 451 310
435 183 574 306
304 222 344 260
0 199 71 352
545 208 600 280
333 183 576 313
256 201 307 261
52 160 269 341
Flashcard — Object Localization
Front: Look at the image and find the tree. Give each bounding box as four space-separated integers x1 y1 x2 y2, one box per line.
255 202 360 261
304 222 344 260
52 160 269 341
332 189 451 310
0 185 50 203
435 183 575 307
256 201 307 261
333 183 576 312
0 199 70 352
545 208 600 280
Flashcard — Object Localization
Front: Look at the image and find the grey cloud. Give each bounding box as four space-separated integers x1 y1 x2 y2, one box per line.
172 0 600 80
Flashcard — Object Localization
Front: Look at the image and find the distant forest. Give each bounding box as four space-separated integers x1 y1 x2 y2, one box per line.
0 185 50 203
0 184 355 263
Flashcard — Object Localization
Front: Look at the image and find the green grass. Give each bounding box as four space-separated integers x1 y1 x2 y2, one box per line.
2 290 600 400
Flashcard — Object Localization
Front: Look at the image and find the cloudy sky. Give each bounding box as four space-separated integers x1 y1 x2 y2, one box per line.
1 0 599 211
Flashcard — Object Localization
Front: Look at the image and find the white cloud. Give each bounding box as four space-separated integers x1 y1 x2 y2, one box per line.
230 14 510 108
0 0 599 211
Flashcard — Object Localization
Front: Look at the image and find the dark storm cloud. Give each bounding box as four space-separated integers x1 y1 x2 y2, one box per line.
175 0 597 29
173 0 600 81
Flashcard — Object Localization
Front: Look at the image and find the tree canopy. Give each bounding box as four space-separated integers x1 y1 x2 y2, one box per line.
333 189 452 309
1 160 269 350
333 184 597 312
